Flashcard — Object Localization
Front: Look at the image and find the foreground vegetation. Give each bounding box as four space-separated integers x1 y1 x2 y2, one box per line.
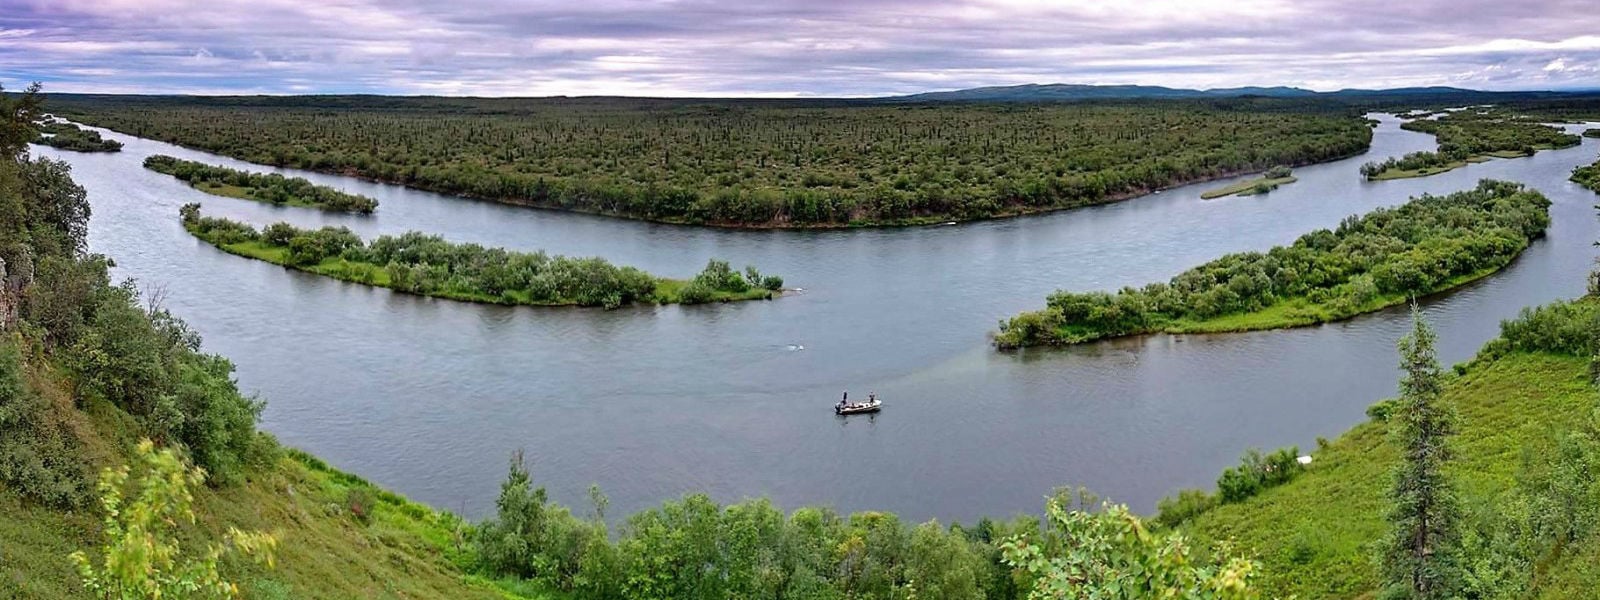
1175 298 1600 599
145 154 378 213
181 205 781 308
1199 166 1295 199
995 180 1549 348
32 120 122 152
51 95 1372 227
1360 111 1580 180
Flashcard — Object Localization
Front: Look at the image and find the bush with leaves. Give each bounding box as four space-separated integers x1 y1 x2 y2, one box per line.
70 440 277 600
1001 491 1259 599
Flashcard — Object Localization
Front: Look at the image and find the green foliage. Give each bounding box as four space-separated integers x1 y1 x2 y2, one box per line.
69 439 278 600
1154 447 1303 527
1154 489 1217 528
997 180 1549 347
56 95 1371 226
1487 298 1600 357
0 340 89 507
1378 311 1464 600
1572 157 1600 193
180 206 779 308
1264 165 1293 179
1217 447 1305 504
145 155 376 213
32 121 123 153
1002 492 1259 599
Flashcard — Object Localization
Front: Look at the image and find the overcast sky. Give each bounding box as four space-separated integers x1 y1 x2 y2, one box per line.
2 0 1598 97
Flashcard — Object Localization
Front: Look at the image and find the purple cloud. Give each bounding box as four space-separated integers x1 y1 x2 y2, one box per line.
2 0 1597 96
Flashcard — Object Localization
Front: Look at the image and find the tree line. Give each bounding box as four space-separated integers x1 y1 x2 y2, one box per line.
179 205 781 308
51 95 1372 227
144 154 378 213
995 180 1551 348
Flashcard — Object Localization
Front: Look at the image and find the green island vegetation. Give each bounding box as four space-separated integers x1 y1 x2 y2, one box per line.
1360 110 1580 180
180 205 782 308
1199 165 1295 199
32 119 123 152
1584 127 1600 138
1574 157 1600 192
994 180 1549 348
144 154 378 214
48 94 1372 227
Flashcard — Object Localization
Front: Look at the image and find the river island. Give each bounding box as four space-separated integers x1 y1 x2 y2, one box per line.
995 180 1550 348
180 204 783 308
147 154 379 214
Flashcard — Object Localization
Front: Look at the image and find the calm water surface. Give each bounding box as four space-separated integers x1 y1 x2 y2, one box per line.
35 115 1600 522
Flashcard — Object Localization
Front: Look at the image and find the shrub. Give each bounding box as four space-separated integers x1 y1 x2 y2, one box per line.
0 342 89 507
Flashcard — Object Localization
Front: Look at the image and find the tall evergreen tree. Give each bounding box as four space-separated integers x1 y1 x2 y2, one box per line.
1379 307 1463 599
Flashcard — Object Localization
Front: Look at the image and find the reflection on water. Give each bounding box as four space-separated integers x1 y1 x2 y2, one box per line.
35 115 1599 522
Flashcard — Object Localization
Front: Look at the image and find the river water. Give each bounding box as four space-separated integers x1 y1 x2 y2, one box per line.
33 114 1600 523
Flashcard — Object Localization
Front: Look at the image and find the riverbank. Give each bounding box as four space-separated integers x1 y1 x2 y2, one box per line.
1199 175 1298 199
995 180 1550 348
1178 300 1600 598
181 206 782 308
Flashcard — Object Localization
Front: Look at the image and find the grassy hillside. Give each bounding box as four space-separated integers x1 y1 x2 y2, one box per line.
1182 350 1597 599
0 358 527 600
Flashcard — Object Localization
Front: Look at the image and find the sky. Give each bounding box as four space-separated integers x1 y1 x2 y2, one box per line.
2 0 1598 97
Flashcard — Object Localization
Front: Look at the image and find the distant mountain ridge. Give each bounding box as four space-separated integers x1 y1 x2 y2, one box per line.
892 83 1487 102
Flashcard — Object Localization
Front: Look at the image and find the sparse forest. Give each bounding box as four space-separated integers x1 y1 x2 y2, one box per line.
995 180 1550 348
48 95 1373 227
144 154 378 213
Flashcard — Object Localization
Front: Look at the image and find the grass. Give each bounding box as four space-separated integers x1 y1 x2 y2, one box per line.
0 360 544 600
1199 176 1298 199
1181 351 1597 599
202 237 777 307
192 180 325 210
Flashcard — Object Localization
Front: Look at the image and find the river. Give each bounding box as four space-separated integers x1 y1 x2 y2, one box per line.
32 114 1600 524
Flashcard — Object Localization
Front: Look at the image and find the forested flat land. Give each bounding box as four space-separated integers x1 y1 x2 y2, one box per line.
994 180 1549 348
1360 110 1580 180
1176 296 1600 599
31 120 122 152
180 205 782 308
48 95 1372 227
145 154 379 213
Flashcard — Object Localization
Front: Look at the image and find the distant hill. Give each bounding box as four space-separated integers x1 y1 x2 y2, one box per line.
891 83 1489 102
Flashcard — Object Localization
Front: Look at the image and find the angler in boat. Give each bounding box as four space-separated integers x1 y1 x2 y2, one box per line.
835 391 882 415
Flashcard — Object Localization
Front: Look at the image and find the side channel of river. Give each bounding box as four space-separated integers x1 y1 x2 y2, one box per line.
35 114 1600 523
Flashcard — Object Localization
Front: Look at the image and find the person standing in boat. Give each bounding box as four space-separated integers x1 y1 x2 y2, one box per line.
840 390 848 409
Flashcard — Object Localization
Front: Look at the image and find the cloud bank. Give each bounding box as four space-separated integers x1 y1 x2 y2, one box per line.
2 0 1597 96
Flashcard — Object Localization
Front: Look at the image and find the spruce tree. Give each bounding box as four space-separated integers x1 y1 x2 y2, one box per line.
1379 307 1463 599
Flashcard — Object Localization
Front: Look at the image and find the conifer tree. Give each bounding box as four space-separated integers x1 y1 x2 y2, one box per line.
1378 307 1463 599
